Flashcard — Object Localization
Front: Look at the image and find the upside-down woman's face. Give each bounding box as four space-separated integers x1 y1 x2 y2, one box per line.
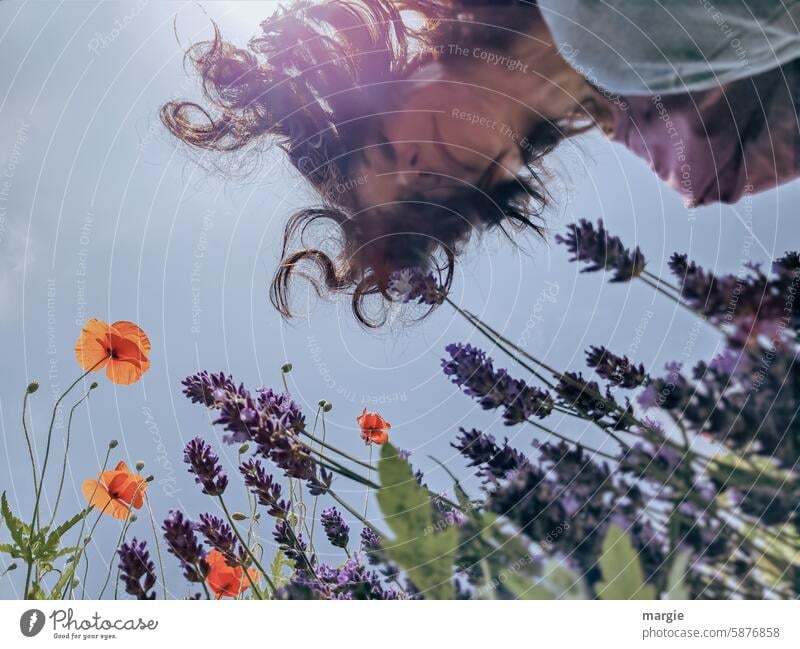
351 61 526 210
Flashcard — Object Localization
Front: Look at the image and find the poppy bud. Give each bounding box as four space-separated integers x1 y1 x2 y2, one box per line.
90 382 98 390
6 563 17 571
232 512 247 521
280 362 293 373
129 514 138 523
71 577 80 588
238 443 250 455
146 474 155 482
323 402 333 413
109 439 118 449
135 461 145 471
26 382 39 394
318 399 327 408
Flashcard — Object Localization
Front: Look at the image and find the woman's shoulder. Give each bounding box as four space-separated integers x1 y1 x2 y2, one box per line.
538 0 800 95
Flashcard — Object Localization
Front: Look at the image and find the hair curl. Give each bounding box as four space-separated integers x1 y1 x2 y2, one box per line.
162 0 583 326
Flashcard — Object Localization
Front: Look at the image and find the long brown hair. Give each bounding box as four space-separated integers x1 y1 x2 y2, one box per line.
161 1 581 326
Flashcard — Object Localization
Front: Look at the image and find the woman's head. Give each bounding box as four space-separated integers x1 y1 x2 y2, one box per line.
161 0 595 325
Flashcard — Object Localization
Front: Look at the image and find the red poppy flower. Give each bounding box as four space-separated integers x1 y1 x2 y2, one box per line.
357 408 391 445
205 549 259 598
74 318 151 385
82 460 147 520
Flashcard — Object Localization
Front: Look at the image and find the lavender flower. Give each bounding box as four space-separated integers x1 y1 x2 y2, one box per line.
278 556 406 600
486 440 658 584
181 370 241 407
360 527 381 556
321 507 350 549
442 343 553 424
162 510 209 583
239 459 289 518
667 253 798 333
619 441 685 482
556 219 645 282
184 437 228 496
554 371 635 430
181 371 314 480
273 520 317 576
452 428 529 480
388 268 447 305
117 538 157 600
307 468 333 496
196 513 242 566
585 345 647 389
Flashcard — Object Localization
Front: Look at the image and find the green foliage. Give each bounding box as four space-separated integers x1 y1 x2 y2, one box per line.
1 491 89 598
539 561 589 599
596 525 657 600
269 548 293 590
708 454 789 492
376 443 458 599
665 549 692 600
2 492 32 561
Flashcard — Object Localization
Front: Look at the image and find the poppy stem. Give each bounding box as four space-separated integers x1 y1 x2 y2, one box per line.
100 513 134 600
98 479 149 600
197 564 213 599
29 360 104 546
60 498 113 600
300 429 375 471
59 443 114 600
80 502 115 599
144 494 168 599
218 495 275 597
21 387 40 497
308 405 326 549
46 387 95 531
364 444 373 518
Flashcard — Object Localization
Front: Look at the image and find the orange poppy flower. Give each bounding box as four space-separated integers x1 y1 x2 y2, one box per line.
357 408 391 445
205 549 259 599
82 460 147 520
74 318 151 385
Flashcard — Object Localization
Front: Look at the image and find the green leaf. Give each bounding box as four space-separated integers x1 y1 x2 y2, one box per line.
51 546 82 560
48 549 84 600
501 572 554 600
707 454 789 492
539 561 589 600
269 549 292 588
1 492 29 559
377 444 433 541
53 508 90 542
376 443 458 599
596 525 656 600
0 543 24 559
41 509 90 560
665 550 692 600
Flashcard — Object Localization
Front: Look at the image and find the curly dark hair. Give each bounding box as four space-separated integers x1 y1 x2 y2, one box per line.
161 0 587 325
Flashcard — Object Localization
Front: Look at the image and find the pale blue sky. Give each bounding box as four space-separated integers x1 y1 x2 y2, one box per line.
1 0 798 598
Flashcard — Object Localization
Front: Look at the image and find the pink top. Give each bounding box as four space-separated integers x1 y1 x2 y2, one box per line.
610 60 799 207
